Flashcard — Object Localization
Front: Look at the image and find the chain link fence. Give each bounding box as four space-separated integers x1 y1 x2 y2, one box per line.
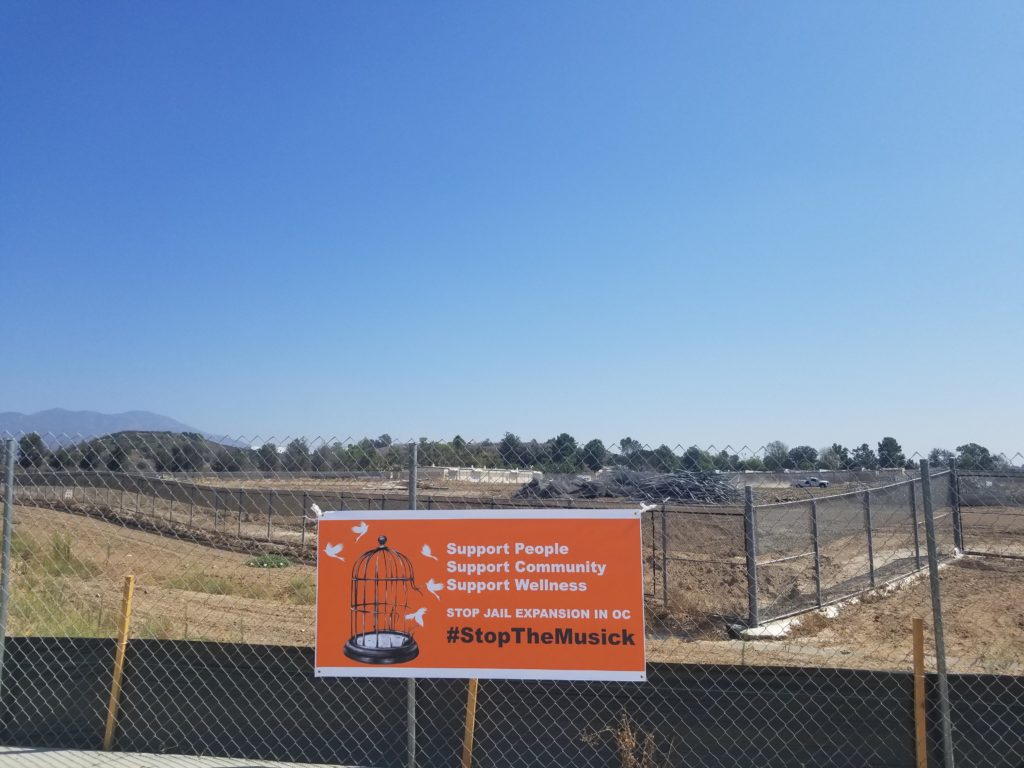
750 472 956 624
1 431 1022 766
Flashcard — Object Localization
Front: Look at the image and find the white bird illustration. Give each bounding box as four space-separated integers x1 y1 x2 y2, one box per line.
425 578 444 599
421 544 438 560
323 542 344 561
405 607 427 627
639 502 658 513
306 503 323 520
352 521 369 541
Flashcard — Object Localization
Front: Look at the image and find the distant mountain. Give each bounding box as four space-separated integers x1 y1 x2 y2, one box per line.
0 409 242 447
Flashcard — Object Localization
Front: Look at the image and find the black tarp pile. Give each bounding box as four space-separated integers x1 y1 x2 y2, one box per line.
514 468 741 505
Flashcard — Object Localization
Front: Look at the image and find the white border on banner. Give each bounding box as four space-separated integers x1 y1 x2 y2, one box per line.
315 667 646 681
319 509 641 521
314 507 647 682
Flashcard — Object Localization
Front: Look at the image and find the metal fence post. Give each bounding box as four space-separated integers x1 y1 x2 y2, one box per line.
948 458 963 552
649 508 657 598
237 489 243 537
0 439 18 703
407 442 418 768
909 480 922 569
921 459 955 768
810 500 822 608
743 486 759 627
863 490 876 588
408 443 418 511
266 493 273 540
660 504 668 611
301 492 308 551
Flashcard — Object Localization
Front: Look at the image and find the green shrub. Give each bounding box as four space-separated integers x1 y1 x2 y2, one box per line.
245 553 291 569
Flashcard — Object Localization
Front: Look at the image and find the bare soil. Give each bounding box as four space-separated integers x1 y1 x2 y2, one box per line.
9 504 1023 674
188 474 529 499
10 505 315 646
650 555 1024 674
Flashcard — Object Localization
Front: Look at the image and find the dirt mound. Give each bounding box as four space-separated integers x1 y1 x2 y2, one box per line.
516 469 741 504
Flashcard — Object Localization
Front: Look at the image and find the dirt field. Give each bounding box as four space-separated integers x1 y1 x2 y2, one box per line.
9 505 315 646
8 504 1022 675
187 474 532 500
14 472 1022 636
649 555 1024 674
184 475 865 501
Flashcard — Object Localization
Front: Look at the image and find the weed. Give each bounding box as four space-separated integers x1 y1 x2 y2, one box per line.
164 572 271 600
582 711 676 768
136 616 175 640
9 575 118 637
39 534 98 578
246 553 291 569
166 573 232 595
11 531 40 561
49 533 73 563
174 607 215 643
283 575 317 605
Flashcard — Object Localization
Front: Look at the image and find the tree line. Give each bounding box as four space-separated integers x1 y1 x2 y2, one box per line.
11 431 1014 475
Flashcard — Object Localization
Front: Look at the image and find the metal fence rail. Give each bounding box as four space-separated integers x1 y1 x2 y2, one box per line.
749 473 957 623
1 432 1022 767
954 469 1024 559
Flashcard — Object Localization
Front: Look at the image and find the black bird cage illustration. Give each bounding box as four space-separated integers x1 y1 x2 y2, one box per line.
344 535 421 664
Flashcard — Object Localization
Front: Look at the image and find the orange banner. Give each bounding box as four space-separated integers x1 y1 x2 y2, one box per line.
315 510 645 681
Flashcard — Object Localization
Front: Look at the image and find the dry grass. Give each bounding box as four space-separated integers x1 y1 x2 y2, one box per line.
283 575 317 605
583 711 675 768
8 503 1023 672
9 505 317 645
163 572 273 600
786 609 829 638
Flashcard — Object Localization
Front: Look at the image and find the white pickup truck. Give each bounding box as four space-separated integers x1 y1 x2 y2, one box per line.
792 477 830 488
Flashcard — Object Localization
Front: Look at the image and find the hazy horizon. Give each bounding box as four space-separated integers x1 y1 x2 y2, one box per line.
1 407 1019 461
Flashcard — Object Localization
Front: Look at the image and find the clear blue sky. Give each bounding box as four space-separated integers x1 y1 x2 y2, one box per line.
2 2 1022 456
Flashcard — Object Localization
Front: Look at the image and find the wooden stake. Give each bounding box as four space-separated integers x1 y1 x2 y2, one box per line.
103 575 135 751
461 678 480 768
913 617 927 768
